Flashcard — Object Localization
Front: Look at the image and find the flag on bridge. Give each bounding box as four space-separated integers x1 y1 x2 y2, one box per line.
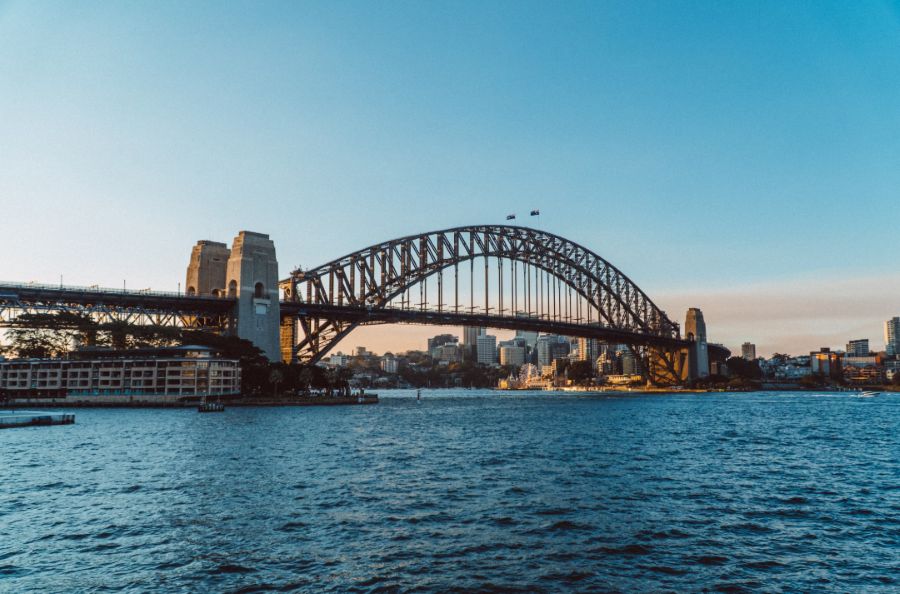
506 214 516 220
530 209 540 216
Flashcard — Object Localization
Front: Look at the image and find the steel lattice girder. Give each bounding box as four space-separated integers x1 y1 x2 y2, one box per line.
0 285 234 331
279 225 684 363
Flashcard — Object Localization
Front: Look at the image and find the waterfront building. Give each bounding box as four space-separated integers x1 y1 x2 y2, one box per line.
741 342 756 361
883 359 900 381
842 351 884 385
476 334 497 365
810 348 842 379
885 317 900 356
327 352 350 367
380 355 398 374
499 345 526 367
0 346 241 403
846 339 869 357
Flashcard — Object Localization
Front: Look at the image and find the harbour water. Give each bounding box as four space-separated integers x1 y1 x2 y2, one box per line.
1 390 897 592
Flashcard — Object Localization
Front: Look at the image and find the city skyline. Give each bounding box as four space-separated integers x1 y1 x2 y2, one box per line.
3 2 900 357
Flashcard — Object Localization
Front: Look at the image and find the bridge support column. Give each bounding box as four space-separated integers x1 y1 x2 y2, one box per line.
280 317 296 364
226 231 281 361
648 347 688 386
683 308 709 382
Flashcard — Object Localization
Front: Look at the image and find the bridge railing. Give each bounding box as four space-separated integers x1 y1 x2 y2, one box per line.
0 280 224 300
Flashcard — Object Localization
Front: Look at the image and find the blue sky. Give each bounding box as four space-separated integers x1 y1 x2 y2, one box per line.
2 1 900 355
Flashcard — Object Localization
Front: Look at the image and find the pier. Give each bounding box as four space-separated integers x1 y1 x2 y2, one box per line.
0 411 75 429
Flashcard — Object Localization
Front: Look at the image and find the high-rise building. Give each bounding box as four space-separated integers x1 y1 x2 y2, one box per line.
463 327 486 360
885 318 900 356
515 328 539 349
741 342 756 361
811 348 842 379
476 334 497 365
535 335 570 368
577 338 600 367
846 339 869 357
499 345 526 367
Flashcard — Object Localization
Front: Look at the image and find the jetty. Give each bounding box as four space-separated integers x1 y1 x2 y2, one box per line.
0 410 75 429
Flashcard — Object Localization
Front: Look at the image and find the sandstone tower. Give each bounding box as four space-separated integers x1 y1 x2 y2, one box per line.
185 232 281 361
684 307 709 379
185 241 230 297
226 232 281 361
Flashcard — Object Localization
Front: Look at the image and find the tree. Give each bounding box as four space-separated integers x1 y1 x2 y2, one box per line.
725 356 762 380
567 360 594 385
4 312 97 357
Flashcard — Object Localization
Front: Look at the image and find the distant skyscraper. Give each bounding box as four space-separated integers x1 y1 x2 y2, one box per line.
515 328 539 349
536 335 569 368
463 326 486 359
741 342 756 361
476 334 497 365
577 338 600 366
885 318 900 356
845 339 869 357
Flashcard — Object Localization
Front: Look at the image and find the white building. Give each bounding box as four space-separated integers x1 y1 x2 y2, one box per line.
380 356 399 374
476 334 497 365
0 346 241 403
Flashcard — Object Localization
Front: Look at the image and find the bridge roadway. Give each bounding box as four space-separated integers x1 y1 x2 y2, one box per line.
279 302 691 349
0 282 233 328
0 282 687 347
0 281 728 360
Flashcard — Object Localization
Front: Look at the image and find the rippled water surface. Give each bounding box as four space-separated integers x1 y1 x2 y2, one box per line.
2 390 899 593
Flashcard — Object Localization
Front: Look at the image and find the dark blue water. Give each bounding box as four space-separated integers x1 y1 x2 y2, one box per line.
2 391 898 593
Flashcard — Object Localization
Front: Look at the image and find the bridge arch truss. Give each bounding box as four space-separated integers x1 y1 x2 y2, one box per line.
280 225 685 372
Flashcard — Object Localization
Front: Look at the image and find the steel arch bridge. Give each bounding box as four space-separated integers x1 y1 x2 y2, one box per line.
279 225 692 381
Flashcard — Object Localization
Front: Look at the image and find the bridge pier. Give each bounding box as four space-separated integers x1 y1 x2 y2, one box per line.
186 231 281 361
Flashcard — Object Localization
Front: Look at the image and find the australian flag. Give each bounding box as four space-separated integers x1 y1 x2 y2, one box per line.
530 209 540 216
506 214 516 220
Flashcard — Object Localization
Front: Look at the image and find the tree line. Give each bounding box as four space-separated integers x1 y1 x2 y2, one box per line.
0 313 356 397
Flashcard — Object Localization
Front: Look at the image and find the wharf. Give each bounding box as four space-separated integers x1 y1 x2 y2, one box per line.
0 411 75 429
0 395 378 409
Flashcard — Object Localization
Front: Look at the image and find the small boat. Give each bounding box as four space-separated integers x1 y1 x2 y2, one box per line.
198 401 225 412
858 391 879 398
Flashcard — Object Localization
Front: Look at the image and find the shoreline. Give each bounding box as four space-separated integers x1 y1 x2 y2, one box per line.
0 395 379 409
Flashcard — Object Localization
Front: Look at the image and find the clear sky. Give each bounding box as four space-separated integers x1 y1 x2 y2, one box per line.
2 1 900 356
